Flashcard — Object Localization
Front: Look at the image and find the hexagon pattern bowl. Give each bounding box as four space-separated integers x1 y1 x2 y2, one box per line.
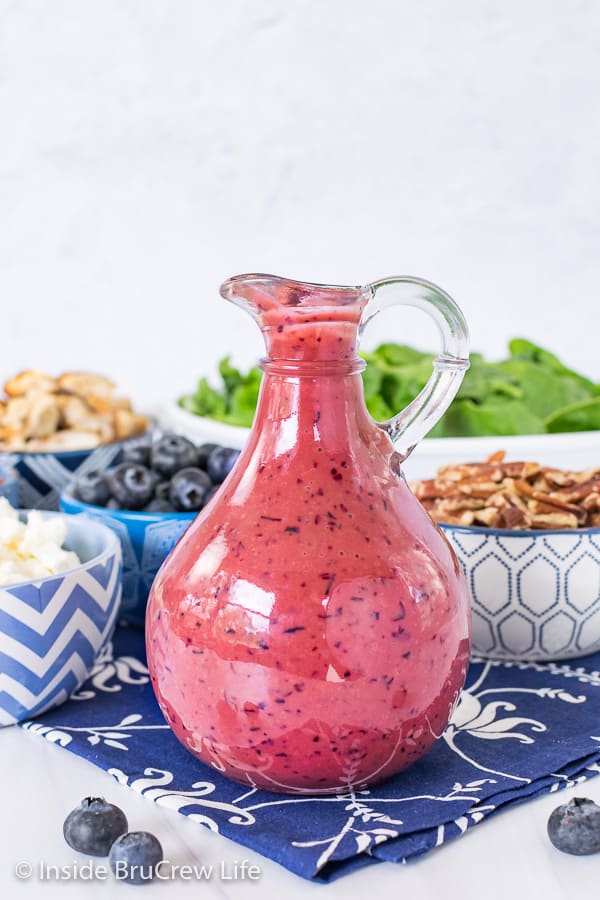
440 524 600 661
60 491 196 627
0 513 122 726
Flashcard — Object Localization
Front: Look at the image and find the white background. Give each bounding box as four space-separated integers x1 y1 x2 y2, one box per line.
2 5 600 896
1 0 599 412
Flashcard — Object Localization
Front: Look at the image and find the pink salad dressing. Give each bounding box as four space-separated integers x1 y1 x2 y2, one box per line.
146 277 470 794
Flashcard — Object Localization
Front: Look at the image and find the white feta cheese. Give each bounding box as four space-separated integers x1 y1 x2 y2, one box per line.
0 500 82 586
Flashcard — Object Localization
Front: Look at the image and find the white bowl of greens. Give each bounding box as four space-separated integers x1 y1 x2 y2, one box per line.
162 339 600 480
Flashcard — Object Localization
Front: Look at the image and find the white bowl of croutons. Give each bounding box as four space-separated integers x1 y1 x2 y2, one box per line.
0 370 150 510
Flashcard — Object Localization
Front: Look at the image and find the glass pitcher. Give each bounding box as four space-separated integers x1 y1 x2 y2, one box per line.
146 274 471 794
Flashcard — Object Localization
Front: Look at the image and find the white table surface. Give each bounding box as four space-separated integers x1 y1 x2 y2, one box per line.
1 723 599 899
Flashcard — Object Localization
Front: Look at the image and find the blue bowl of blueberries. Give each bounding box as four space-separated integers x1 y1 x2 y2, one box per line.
59 434 240 627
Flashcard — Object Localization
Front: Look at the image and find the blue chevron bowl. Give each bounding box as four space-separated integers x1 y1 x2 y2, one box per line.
0 513 122 726
59 491 195 628
0 462 19 505
0 430 153 512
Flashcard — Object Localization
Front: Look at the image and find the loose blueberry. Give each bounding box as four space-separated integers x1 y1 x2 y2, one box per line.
196 442 220 470
74 471 110 507
144 498 176 513
106 463 157 510
206 446 241 484
63 797 128 857
121 440 152 467
109 831 163 884
547 797 600 855
151 434 198 477
169 467 212 512
106 498 121 510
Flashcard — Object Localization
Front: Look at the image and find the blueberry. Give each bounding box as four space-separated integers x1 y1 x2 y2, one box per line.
109 831 163 884
106 463 157 510
547 797 600 855
74 471 110 507
154 481 171 502
63 797 128 857
144 498 176 513
207 446 241 484
169 467 212 512
196 442 219 470
121 439 152 467
106 498 121 510
151 434 198 477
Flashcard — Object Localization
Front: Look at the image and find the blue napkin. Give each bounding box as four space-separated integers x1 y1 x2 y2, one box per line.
21 626 600 881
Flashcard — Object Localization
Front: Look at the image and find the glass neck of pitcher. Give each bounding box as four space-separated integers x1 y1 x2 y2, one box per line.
250 360 374 458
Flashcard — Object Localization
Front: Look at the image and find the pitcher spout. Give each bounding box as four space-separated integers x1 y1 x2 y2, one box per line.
220 273 372 363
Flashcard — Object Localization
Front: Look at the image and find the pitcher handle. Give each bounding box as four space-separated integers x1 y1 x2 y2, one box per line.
360 276 470 461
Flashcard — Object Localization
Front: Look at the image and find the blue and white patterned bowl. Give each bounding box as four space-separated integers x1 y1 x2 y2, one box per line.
441 524 600 661
59 491 196 628
0 513 122 726
0 431 153 512
0 461 19 506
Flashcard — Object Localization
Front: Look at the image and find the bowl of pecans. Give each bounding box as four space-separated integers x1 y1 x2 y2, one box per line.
411 451 600 662
0 370 150 510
